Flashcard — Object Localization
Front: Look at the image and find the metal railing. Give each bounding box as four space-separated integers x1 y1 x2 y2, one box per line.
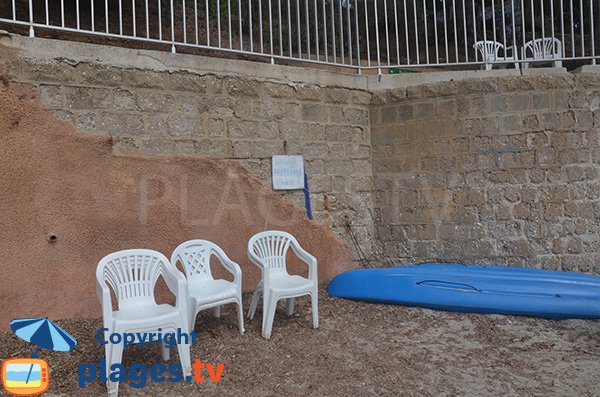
0 0 598 73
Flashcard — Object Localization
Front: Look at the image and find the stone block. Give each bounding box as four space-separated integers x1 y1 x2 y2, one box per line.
301 103 329 122
452 137 470 153
228 120 260 138
39 85 64 109
65 87 136 110
167 116 203 138
100 112 144 137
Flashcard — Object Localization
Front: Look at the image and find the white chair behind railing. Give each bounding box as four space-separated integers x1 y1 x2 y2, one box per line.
473 41 519 70
521 38 563 69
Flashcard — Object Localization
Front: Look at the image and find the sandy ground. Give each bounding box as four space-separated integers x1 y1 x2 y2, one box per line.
1 285 599 397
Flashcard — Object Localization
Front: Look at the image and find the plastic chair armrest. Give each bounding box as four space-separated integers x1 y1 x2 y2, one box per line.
290 241 318 281
214 249 243 285
97 282 114 326
162 265 191 325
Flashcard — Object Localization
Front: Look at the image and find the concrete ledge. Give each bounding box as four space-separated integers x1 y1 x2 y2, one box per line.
572 64 600 74
0 33 369 90
367 68 521 90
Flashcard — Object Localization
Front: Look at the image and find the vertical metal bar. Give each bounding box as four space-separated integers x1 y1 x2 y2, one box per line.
550 0 555 53
452 0 458 63
347 0 353 64
393 0 400 64
178 0 181 43
339 0 345 63
510 0 516 57
28 0 34 36
296 0 301 56
354 0 361 69
491 0 496 47
250 0 254 52
228 0 232 49
530 0 534 44
404 0 410 64
443 0 449 63
521 0 526 58
559 0 565 55
76 0 80 30
540 0 545 44
258 0 265 54
424 0 430 64
287 0 292 56
463 0 468 62
146 0 150 37
313 0 319 60
278 0 283 56
413 0 420 63
374 0 381 71
239 0 243 49
570 0 574 57
322 0 328 62
591 0 596 63
46 0 50 26
383 0 390 66
170 0 175 51
12 0 16 20
482 0 487 46
364 0 371 67
472 0 478 62
579 0 585 57
119 0 123 35
331 0 336 62
501 0 506 60
433 0 439 63
195 0 199 44
305 0 310 59
158 0 162 40
217 0 222 47
206 0 210 46
131 0 135 36
238 0 244 51
61 0 65 28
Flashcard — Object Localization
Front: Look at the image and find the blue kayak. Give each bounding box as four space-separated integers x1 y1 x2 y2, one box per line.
326 264 600 319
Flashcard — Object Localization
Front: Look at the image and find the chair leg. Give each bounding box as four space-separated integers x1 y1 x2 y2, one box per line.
248 281 263 320
177 340 192 378
286 298 295 316
160 342 170 361
555 60 562 68
106 342 123 397
262 291 277 339
236 298 245 335
311 290 319 329
213 306 221 318
522 62 529 69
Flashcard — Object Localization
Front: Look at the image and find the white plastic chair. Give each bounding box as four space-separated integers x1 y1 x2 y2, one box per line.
247 231 318 339
96 249 192 397
171 240 244 335
521 37 563 69
473 40 519 70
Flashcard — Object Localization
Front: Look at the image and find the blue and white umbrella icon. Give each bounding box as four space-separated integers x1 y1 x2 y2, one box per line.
10 317 77 357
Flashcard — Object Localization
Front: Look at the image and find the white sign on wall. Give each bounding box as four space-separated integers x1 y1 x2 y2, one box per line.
272 155 305 190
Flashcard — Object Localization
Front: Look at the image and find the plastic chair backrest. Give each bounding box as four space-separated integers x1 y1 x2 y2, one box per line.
474 40 503 60
248 231 294 273
525 38 561 59
97 249 166 311
171 240 218 281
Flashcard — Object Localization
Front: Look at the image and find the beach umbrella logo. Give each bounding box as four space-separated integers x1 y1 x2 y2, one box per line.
9 318 77 357
1 318 77 396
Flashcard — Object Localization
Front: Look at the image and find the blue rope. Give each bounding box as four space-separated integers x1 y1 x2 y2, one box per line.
303 173 313 220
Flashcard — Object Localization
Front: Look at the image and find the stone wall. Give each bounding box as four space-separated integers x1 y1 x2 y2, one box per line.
371 74 600 272
2 38 375 255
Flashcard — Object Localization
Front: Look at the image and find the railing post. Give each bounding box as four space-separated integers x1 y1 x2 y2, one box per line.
28 0 34 37
170 0 176 53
